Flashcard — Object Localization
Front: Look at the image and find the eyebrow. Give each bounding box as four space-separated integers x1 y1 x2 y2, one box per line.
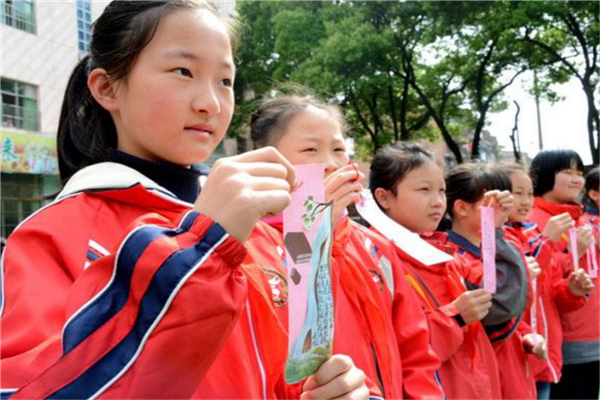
164 49 234 71
300 135 344 144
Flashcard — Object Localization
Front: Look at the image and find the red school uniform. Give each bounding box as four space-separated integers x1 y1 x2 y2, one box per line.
342 219 445 400
381 230 502 399
1 163 257 399
267 216 409 399
504 222 586 384
529 197 599 366
446 229 536 400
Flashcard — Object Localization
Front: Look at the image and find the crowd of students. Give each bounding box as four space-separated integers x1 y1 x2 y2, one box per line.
0 1 598 399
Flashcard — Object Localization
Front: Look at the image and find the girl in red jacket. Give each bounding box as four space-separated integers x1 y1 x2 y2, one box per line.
369 142 528 399
527 150 597 400
249 94 444 399
500 163 592 400
443 163 540 399
0 2 368 399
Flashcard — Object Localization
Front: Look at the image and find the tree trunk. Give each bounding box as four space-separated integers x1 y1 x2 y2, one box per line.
582 83 600 165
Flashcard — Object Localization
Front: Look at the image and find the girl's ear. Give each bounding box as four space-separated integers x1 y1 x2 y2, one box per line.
88 68 120 111
589 189 600 204
453 199 472 218
373 187 393 211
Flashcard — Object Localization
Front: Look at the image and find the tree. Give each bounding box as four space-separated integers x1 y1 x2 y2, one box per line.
517 1 599 164
234 1 599 163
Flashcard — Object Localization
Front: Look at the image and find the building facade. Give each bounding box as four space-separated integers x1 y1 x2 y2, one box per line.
1 0 111 238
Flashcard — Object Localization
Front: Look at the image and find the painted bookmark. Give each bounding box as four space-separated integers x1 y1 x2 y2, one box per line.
480 206 496 293
284 164 335 384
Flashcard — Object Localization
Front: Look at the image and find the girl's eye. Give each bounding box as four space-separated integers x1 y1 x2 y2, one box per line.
334 148 346 153
220 78 233 88
174 68 193 78
302 148 318 153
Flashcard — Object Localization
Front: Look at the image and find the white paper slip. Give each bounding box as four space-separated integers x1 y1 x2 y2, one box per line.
355 189 454 266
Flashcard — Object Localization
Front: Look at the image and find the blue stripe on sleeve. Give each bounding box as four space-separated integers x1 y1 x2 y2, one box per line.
49 223 229 399
62 214 199 354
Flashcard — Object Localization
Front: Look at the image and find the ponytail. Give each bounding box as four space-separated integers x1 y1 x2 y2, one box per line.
57 56 117 184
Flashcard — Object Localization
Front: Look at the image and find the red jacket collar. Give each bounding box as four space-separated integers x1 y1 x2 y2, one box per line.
533 196 582 220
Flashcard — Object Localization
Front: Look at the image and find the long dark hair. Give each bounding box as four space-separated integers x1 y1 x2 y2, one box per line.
58 0 237 184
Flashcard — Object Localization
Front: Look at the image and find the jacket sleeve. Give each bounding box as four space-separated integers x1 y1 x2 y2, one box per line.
0 215 77 394
423 306 465 363
8 211 247 400
551 255 587 314
392 260 445 400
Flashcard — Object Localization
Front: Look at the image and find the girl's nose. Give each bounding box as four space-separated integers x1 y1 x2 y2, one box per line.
324 161 339 175
432 192 445 208
193 84 220 116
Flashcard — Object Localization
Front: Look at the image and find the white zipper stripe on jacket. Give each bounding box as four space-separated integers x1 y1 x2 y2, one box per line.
538 296 559 383
246 300 267 400
89 240 110 256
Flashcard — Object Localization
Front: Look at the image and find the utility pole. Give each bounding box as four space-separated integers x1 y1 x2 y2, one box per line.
534 71 543 150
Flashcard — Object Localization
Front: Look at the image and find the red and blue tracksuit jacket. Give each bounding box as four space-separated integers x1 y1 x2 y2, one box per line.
446 229 535 399
529 197 599 366
0 163 289 399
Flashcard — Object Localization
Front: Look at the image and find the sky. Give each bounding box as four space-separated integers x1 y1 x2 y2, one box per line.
487 72 596 165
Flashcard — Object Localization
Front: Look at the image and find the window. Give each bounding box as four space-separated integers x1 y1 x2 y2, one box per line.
1 78 39 131
0 0 36 34
0 174 61 238
76 0 92 58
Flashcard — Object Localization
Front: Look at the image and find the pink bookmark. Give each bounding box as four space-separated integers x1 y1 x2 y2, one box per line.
531 278 538 345
283 164 335 384
481 206 496 293
587 242 598 278
568 228 579 272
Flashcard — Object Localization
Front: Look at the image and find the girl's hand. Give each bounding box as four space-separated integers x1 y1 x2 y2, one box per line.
526 256 541 279
575 226 594 259
452 288 493 324
194 147 295 242
482 190 513 228
568 269 595 297
522 334 548 361
300 355 369 400
324 164 365 226
543 213 573 242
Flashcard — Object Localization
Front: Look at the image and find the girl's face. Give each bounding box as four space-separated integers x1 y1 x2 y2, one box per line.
509 171 534 223
109 9 234 166
274 107 348 176
376 162 446 233
545 162 585 204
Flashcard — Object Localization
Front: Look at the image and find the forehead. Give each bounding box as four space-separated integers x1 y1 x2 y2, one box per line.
401 162 444 183
510 171 532 185
286 107 343 138
146 8 232 57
